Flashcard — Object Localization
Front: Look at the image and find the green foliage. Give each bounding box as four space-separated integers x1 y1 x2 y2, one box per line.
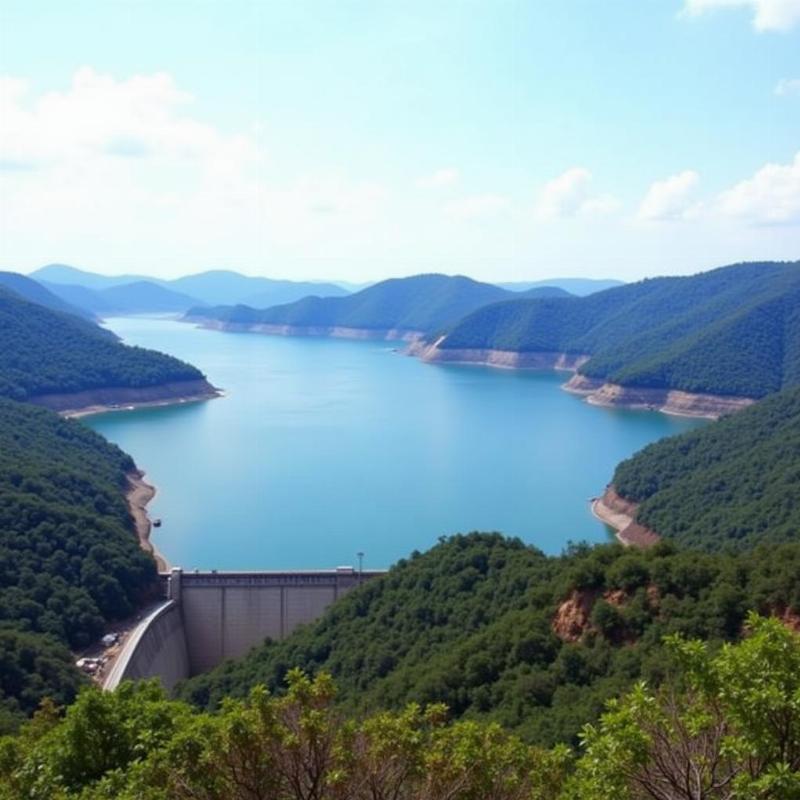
3 626 798 799
439 261 800 398
0 399 159 728
613 386 800 550
0 287 203 400
178 533 800 748
0 628 84 735
0 673 570 800
567 615 800 799
187 273 513 333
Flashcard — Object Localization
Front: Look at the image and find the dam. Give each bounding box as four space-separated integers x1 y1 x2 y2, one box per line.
104 566 384 692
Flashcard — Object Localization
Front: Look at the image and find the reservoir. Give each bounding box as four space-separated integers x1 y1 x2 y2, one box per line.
86 317 705 570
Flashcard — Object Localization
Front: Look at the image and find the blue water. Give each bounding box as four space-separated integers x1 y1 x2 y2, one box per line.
84 317 706 570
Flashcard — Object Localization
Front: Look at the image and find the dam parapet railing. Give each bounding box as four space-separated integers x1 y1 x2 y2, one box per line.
108 566 386 693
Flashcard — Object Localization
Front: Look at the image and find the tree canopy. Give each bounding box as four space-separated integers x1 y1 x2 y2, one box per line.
613 386 800 551
2 618 799 799
437 261 800 398
178 533 800 748
0 287 203 400
0 399 159 729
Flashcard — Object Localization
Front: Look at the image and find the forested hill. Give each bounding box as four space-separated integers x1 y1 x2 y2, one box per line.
0 398 160 731
0 287 207 401
610 385 800 551
433 261 800 398
185 273 516 333
178 532 800 747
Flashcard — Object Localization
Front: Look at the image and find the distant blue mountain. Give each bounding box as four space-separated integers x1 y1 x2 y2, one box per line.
0 272 96 321
169 270 349 307
500 278 623 296
31 264 150 290
30 265 350 310
42 280 203 314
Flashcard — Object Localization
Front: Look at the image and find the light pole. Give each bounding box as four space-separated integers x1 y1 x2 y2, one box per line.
357 551 364 583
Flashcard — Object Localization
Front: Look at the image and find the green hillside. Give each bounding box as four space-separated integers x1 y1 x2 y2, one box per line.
186 273 514 333
0 287 204 401
437 261 800 398
4 618 800 799
612 386 800 551
178 532 800 747
0 398 159 730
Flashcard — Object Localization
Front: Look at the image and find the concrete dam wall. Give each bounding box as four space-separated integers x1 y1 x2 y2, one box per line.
106 567 383 692
103 600 189 693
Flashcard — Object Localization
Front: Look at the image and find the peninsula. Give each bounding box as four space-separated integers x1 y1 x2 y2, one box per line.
0 284 220 416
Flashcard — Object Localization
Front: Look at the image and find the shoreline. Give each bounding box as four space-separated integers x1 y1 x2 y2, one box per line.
591 488 661 548
127 471 170 572
591 496 634 546
406 340 590 372
564 374 753 420
410 341 752 420
62 389 224 420
32 378 222 419
186 318 424 342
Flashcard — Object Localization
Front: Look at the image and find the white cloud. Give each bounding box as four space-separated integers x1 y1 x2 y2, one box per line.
775 78 800 96
0 68 393 267
637 171 700 221
444 193 509 220
0 67 252 169
534 167 619 220
681 0 800 31
416 167 459 189
716 151 800 224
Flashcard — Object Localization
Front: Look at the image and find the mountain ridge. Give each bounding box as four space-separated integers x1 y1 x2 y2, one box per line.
184 273 521 337
420 261 800 402
31 264 351 310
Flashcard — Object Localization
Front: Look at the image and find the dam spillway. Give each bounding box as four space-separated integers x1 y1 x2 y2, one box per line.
105 566 384 692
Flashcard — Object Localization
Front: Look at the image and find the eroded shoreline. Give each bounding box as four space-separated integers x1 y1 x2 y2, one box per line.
591 487 660 548
409 340 753 420
55 379 222 570
127 471 169 572
186 318 424 342
38 379 222 419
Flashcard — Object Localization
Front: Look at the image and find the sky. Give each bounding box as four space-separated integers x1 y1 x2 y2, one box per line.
0 0 798 283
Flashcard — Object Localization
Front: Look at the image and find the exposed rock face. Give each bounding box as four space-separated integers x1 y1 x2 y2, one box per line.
551 587 642 643
563 375 754 419
29 379 221 416
777 606 800 633
592 486 661 548
408 339 590 371
413 344 753 419
552 589 599 642
188 319 423 342
561 373 604 395
604 589 628 608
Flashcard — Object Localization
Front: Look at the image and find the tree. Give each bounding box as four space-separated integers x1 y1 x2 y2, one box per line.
567 614 800 799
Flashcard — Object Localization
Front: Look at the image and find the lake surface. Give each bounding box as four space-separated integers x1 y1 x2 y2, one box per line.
85 317 706 570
